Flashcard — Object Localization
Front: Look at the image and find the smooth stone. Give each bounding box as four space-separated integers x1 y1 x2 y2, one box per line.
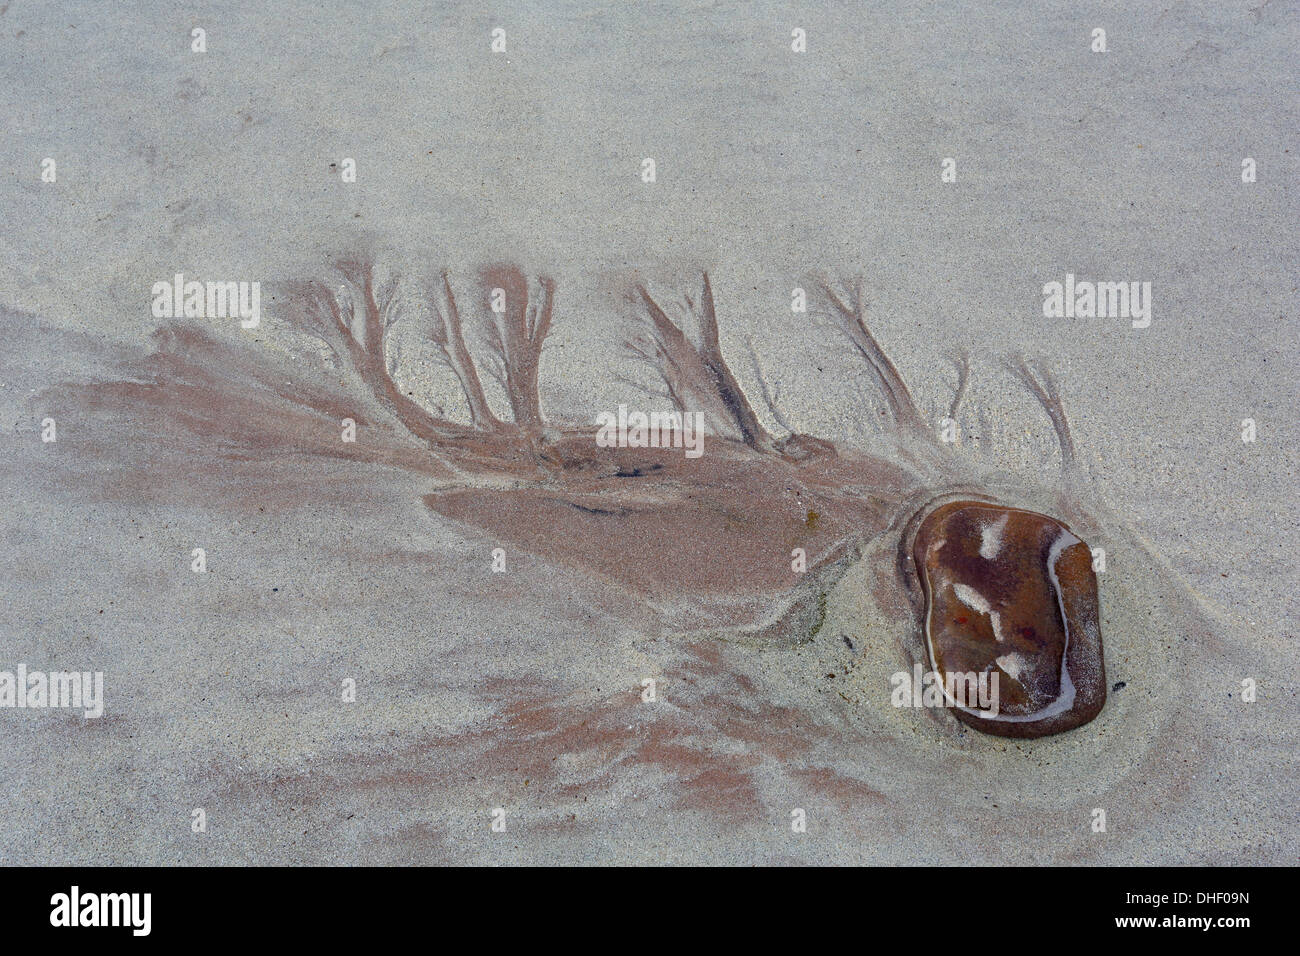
913 501 1106 738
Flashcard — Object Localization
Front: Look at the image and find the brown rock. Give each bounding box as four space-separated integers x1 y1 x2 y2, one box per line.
913 501 1106 738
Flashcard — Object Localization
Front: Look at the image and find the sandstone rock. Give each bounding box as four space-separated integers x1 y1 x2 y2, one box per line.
913 501 1106 738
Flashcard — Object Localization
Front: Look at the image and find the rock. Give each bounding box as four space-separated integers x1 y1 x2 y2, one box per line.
912 501 1106 738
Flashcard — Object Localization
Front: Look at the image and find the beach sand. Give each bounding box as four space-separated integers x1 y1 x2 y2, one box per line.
0 0 1295 864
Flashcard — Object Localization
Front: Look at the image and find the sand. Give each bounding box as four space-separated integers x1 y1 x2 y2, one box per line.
0 0 1295 864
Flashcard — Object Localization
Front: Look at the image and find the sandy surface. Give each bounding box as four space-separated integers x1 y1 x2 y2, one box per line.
0 0 1296 864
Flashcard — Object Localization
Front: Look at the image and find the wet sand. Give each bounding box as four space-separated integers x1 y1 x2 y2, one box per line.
0 1 1296 864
